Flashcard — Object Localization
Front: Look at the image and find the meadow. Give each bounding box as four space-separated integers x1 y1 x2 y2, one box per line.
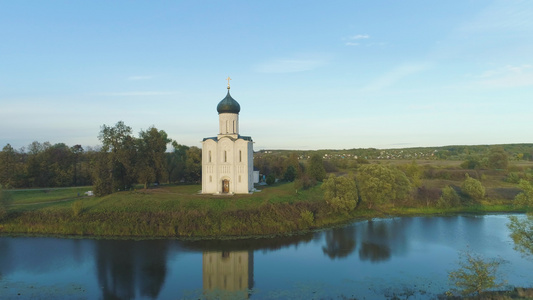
0 160 530 238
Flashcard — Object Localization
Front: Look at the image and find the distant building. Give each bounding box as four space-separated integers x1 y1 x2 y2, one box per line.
201 81 254 194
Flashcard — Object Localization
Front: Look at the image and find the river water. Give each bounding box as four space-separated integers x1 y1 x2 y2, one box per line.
0 214 532 299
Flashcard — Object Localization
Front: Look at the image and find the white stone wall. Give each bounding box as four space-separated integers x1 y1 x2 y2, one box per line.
202 136 253 194
218 113 239 135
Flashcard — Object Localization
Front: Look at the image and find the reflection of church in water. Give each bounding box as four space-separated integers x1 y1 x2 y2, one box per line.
203 251 254 298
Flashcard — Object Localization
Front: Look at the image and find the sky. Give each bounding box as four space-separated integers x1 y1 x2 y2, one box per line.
1 1 532 151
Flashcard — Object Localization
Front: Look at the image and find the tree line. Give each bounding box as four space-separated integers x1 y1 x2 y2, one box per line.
0 121 202 195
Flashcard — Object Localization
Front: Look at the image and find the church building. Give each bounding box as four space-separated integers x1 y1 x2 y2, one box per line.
201 79 254 194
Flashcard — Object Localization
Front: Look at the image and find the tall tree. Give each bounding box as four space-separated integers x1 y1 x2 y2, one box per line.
461 174 485 201
307 154 326 182
71 145 84 186
356 164 411 209
0 144 17 187
137 127 171 189
96 121 137 193
166 141 189 183
184 146 202 183
488 146 509 170
322 174 358 213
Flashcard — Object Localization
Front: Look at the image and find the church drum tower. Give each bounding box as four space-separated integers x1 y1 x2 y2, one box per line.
201 79 254 194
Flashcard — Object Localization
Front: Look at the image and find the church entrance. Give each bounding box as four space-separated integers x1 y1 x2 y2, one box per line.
222 179 230 193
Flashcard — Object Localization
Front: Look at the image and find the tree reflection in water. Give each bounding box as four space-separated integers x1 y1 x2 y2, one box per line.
321 219 412 262
322 226 356 259
95 239 169 300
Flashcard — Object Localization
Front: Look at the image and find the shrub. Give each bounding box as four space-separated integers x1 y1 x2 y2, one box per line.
461 174 485 201
294 174 316 191
357 164 411 209
307 154 326 182
0 184 11 221
514 179 533 207
266 174 276 185
322 174 358 213
437 186 461 208
299 210 314 227
448 251 506 296
72 200 84 217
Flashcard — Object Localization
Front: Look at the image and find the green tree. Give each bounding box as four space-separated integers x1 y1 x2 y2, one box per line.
437 185 461 208
92 151 113 196
357 164 411 209
402 160 422 188
461 174 485 201
283 165 297 182
71 144 84 186
514 179 533 207
488 146 508 170
0 184 11 220
294 173 316 192
184 146 202 183
96 121 137 193
460 155 484 170
448 251 506 296
307 154 326 182
508 214 533 257
322 174 358 213
137 127 171 189
0 144 17 187
166 141 188 183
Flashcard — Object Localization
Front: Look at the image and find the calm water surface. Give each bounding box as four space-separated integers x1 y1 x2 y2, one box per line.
1 214 532 299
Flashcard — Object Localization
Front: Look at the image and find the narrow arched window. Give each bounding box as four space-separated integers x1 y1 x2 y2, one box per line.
208 151 212 163
233 121 235 133
224 150 227 162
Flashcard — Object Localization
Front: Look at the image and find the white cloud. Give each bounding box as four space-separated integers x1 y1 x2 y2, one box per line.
253 55 329 73
344 34 370 46
127 75 153 80
99 91 176 96
476 64 533 88
362 62 432 91
349 34 370 40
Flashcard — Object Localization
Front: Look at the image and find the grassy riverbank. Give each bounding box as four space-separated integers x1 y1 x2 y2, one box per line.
0 181 525 238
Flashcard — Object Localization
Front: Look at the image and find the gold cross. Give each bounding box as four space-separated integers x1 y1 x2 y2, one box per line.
226 76 231 89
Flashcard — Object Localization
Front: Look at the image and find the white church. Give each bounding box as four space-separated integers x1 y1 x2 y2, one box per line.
201 80 256 194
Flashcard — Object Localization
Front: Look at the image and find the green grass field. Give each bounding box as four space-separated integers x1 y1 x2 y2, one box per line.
7 187 93 205
1 160 529 238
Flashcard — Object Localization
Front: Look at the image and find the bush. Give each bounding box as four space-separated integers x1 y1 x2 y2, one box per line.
461 174 485 201
299 210 314 227
448 251 506 296
294 174 317 191
437 186 461 208
266 174 276 185
322 174 358 213
307 155 326 182
514 179 533 207
0 184 11 221
283 165 297 182
72 200 84 217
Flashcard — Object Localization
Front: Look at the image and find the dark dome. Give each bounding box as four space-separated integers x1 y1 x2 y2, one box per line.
217 90 240 114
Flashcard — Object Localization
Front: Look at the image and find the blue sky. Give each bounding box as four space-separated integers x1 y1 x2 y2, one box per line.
1 1 532 151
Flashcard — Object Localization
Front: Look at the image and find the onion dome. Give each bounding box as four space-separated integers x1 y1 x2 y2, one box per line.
216 89 241 114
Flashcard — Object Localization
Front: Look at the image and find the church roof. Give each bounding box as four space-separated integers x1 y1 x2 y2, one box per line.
202 135 253 142
217 89 241 114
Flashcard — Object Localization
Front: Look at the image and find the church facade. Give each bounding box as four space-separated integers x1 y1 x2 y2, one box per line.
201 83 254 194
